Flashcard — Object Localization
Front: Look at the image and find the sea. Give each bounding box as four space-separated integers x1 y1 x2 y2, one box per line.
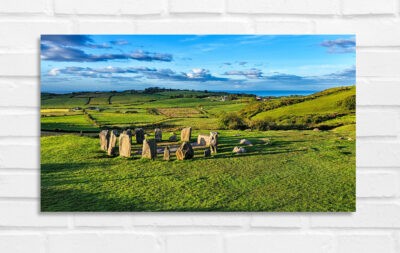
215 90 319 97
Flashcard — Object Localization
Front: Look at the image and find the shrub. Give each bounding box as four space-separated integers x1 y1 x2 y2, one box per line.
341 95 356 110
124 110 138 114
249 118 277 130
219 112 247 130
147 108 159 115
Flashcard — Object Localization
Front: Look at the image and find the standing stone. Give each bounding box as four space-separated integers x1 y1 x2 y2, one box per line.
125 129 133 144
176 142 194 160
107 130 118 156
163 146 170 161
135 128 145 144
169 133 177 142
204 149 211 157
119 131 132 158
239 139 252 146
125 129 133 137
155 128 162 142
233 146 246 153
210 131 218 154
180 127 192 142
99 130 109 151
197 134 211 146
142 139 157 159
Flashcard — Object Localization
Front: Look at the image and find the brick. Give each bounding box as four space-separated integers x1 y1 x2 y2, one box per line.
310 203 400 228
336 234 396 253
0 201 68 227
357 172 398 197
54 0 122 15
0 53 38 76
0 234 45 253
250 214 302 227
225 234 333 253
131 214 192 226
169 0 224 14
48 233 159 253
0 21 72 50
357 79 400 105
357 110 398 137
0 113 39 136
314 18 400 46
0 79 39 107
255 20 313 34
191 215 249 227
134 20 253 33
131 214 248 227
227 0 340 15
0 0 47 14
54 0 164 15
0 145 39 169
342 0 396 15
73 214 130 227
76 20 135 33
358 51 400 78
0 173 39 198
121 0 165 15
166 234 221 253
357 142 400 167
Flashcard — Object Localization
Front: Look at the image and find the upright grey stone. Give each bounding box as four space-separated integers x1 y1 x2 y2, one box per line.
99 130 109 151
210 131 218 154
169 133 177 142
135 128 145 144
239 139 252 146
155 128 162 142
233 146 246 154
197 134 210 146
107 130 118 156
142 139 157 159
180 127 192 142
125 129 133 137
163 146 170 161
119 131 132 158
176 142 194 160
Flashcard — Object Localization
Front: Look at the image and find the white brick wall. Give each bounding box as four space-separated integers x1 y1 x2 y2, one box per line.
0 0 399 252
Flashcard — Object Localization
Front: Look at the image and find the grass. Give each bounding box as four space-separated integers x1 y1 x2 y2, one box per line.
140 97 230 108
89 96 111 105
252 87 355 120
204 102 248 116
41 96 89 108
41 114 98 132
41 129 355 212
90 112 167 127
158 107 202 118
317 114 355 128
111 93 164 104
40 87 356 212
160 117 219 130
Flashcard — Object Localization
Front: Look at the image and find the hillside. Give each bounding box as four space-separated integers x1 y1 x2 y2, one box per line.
41 89 252 132
248 86 355 130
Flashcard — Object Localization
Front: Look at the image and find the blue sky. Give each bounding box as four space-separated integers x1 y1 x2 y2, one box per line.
41 35 355 93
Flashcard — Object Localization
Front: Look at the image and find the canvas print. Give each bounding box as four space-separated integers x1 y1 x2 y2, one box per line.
40 35 356 212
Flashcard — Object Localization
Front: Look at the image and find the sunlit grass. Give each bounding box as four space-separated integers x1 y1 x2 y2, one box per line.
41 129 355 212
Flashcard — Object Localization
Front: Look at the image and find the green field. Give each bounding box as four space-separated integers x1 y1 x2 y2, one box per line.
41 87 355 211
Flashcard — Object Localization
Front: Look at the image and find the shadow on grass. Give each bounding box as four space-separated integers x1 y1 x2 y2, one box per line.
206 136 309 160
41 187 138 212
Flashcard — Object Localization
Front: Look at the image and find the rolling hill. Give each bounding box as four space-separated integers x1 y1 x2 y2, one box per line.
248 86 355 131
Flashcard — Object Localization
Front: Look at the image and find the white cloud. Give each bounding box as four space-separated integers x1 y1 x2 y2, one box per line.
48 68 60 76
